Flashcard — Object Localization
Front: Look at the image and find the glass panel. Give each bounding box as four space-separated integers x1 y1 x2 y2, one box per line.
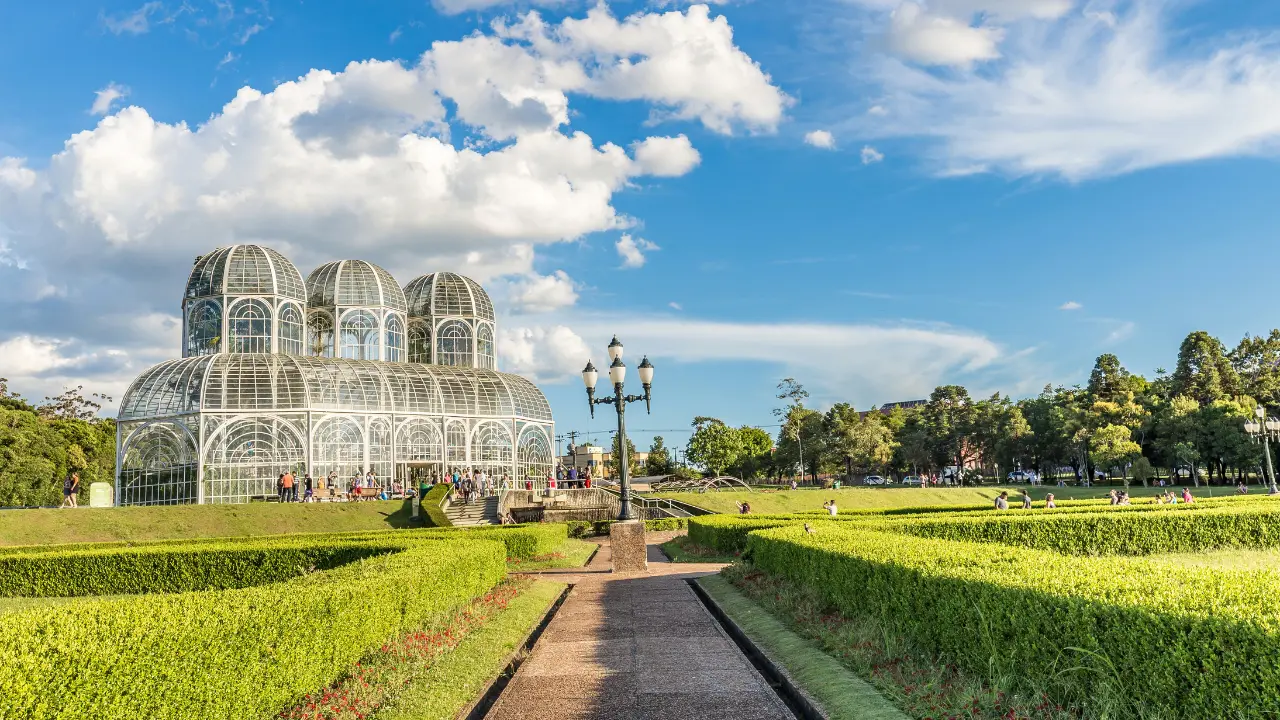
119 421 198 505
186 299 222 357
385 313 405 363
203 415 307 503
408 321 431 364
279 303 305 356
518 427 553 484
436 320 472 367
228 298 272 354
476 323 495 370
340 309 379 361
308 310 334 358
313 416 365 486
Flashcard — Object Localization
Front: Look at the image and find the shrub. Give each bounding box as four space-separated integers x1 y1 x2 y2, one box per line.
421 484 453 527
0 537 507 720
416 523 567 559
0 540 393 597
745 524 1280 719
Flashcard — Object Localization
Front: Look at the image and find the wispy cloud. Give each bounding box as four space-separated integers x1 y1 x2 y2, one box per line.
861 145 885 164
1059 300 1082 311
389 27 403 43
236 23 264 45
1104 321 1136 344
844 290 895 300
89 83 129 116
668 301 682 311
101 1 165 35
216 51 238 69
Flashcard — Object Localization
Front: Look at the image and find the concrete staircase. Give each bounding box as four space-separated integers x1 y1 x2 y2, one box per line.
444 495 499 526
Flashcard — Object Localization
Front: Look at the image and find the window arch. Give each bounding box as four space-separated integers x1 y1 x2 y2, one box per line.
437 320 473 367
203 416 305 503
278 303 305 356
313 416 365 482
446 420 468 467
472 422 513 475
385 314 405 363
369 418 393 485
186 299 222 357
308 311 334 358
120 421 198 505
477 324 495 370
408 321 431 364
228 299 272 354
340 310 379 361
518 428 552 482
397 419 443 462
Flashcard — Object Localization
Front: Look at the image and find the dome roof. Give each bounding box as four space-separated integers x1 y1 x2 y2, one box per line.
119 355 552 423
404 272 495 322
184 245 306 302
306 260 408 313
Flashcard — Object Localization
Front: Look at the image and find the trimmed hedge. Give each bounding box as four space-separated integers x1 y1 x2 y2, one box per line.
746 524 1280 719
0 540 394 597
421 483 453 527
0 536 507 720
417 523 567 559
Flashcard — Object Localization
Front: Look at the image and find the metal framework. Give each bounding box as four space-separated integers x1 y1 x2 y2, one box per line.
117 245 554 505
648 476 752 493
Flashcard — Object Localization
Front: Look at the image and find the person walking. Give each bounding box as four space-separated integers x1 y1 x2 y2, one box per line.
60 471 80 508
995 491 1009 510
304 473 314 502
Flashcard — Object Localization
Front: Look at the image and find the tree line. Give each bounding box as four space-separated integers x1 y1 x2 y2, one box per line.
0 380 117 506
661 329 1280 487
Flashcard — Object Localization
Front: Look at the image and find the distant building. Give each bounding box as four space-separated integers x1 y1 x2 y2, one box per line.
859 399 927 419
557 444 649 480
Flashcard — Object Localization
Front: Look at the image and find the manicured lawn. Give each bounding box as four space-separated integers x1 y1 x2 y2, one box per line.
698 575 907 720
650 484 1249 514
0 500 415 547
662 535 738 563
375 580 565 720
506 539 598 572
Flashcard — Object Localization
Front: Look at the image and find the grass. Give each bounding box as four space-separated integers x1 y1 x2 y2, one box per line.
374 579 565 720
505 539 598 572
721 564 1088 720
662 535 739 564
0 499 416 547
698 574 907 720
1143 546 1280 571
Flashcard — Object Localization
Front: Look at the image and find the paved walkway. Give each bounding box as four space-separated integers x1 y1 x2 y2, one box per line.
486 536 793 720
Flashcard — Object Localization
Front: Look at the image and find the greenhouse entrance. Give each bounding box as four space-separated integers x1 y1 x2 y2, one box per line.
399 462 443 487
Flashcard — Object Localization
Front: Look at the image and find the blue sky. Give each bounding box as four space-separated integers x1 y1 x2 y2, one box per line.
3 0 1280 453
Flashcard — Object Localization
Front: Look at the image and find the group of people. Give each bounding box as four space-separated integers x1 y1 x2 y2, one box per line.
1154 488 1195 505
275 469 400 503
435 468 508 505
553 463 594 490
993 491 1057 510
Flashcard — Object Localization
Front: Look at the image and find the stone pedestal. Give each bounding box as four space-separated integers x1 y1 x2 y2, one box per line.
609 519 648 573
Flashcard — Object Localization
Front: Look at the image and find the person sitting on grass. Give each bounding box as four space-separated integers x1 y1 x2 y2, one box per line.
1108 489 1119 505
1045 493 1056 509
1182 487 1195 503
1021 493 1032 510
994 491 1009 510
1117 491 1131 506
1238 482 1249 495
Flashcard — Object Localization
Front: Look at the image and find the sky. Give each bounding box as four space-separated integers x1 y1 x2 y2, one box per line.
3 0 1280 454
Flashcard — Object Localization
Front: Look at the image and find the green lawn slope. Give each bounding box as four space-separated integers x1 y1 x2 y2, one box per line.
0 500 415 547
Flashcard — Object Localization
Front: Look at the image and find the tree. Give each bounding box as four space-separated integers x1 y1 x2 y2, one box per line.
1171 331 1239 406
1231 330 1280 409
920 385 978 483
730 426 773 479
1087 354 1130 404
825 404 897 479
1131 456 1155 487
685 417 743 476
37 385 112 421
645 436 675 476
610 433 638 479
1091 424 1141 486
773 378 813 481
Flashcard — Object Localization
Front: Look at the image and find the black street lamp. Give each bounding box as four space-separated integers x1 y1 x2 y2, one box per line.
1244 406 1280 495
583 336 654 521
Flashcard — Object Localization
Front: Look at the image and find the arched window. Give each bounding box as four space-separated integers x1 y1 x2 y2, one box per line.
228 299 272 354
340 310 379 361
385 314 405 363
120 421 198 505
408 321 431 364
518 428 552 483
446 420 468 466
308 311 334 358
278 303 305 356
203 416 305 503
369 418 393 485
398 419 443 462
472 422 513 476
313 416 365 482
476 323 495 370
186 300 222 356
436 320 473 367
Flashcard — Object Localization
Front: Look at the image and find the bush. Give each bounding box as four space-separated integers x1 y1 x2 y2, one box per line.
0 540 393 597
0 536 507 720
743 512 1280 719
417 523 567 559
421 483 453 527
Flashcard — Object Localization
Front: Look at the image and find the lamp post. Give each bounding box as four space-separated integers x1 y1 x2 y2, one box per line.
1244 406 1280 495
583 336 654 521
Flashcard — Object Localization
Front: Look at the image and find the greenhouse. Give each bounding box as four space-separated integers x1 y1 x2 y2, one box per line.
116 245 554 505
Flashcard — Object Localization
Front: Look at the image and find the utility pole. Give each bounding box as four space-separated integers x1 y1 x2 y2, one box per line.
565 430 579 472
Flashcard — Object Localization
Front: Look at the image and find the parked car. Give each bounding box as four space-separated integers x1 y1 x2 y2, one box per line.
864 475 887 486
1007 470 1039 484
902 475 922 485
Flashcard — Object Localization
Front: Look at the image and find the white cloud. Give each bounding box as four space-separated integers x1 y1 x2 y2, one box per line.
804 130 836 149
237 23 264 45
217 52 238 69
668 301 682 310
1059 300 1082 311
616 234 659 268
867 105 888 116
631 135 701 176
498 325 592 382
929 0 1072 21
433 0 570 14
1104 320 1135 344
860 145 884 164
501 4 791 134
90 84 130 116
887 2 1002 67
516 316 1019 404
389 27 403 43
854 1 1280 179
102 2 165 35
505 270 579 313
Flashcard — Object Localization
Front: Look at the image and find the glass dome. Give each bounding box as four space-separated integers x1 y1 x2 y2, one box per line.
307 260 408 313
185 245 306 301
404 272 495 322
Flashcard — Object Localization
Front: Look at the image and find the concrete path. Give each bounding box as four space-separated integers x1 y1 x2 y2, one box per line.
486 536 793 720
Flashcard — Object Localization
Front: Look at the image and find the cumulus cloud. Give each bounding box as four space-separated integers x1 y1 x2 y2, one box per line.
616 234 659 268
804 130 836 149
849 1 1280 179
631 135 701 176
90 84 130 116
1059 300 1082 311
498 325 592 382
504 270 579 313
860 145 884 164
0 4 784 398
